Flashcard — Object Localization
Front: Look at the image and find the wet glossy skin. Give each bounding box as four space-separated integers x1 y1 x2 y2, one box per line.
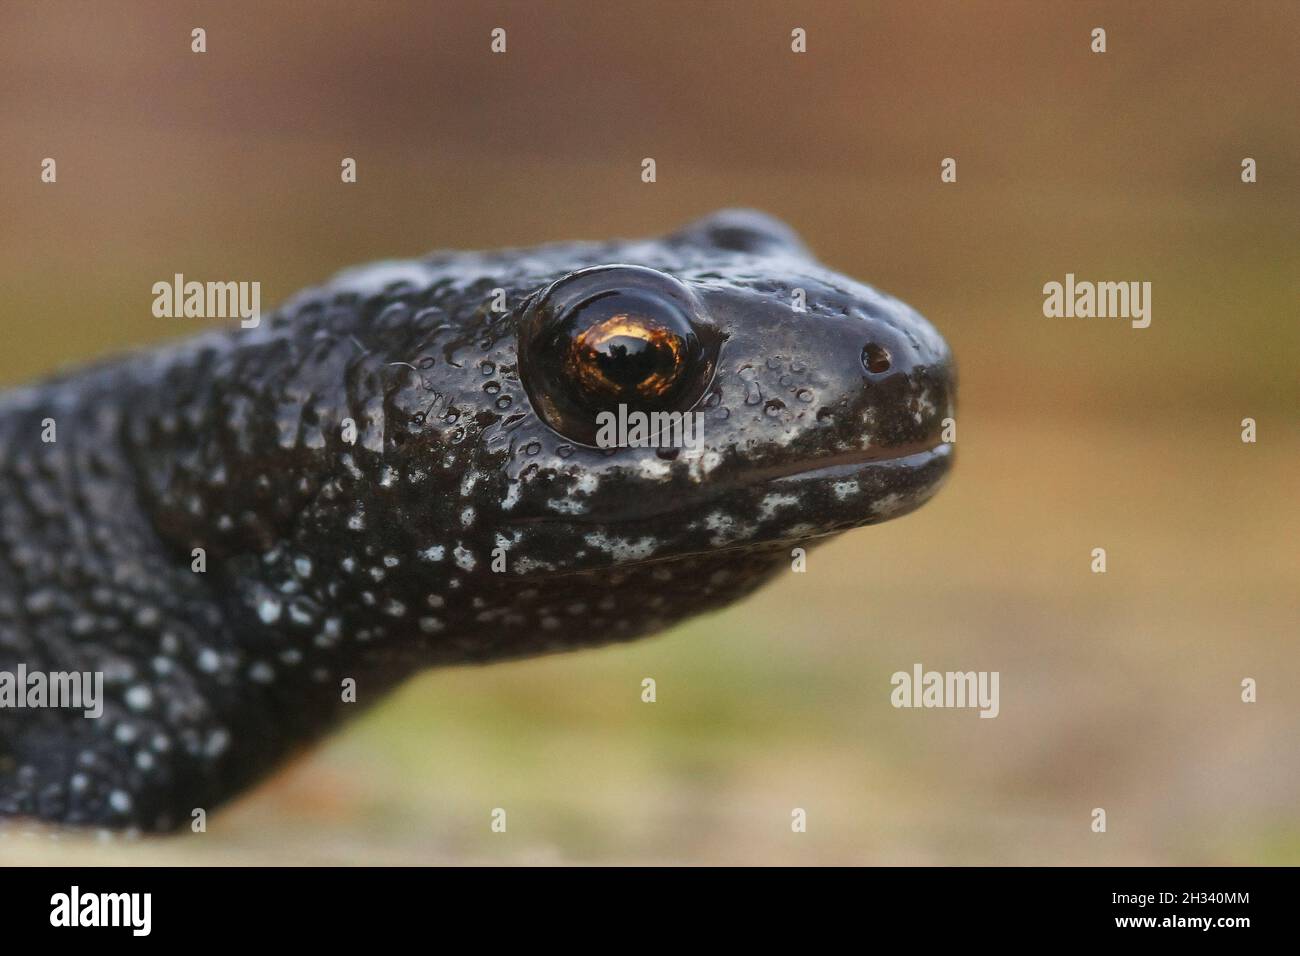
0 210 954 831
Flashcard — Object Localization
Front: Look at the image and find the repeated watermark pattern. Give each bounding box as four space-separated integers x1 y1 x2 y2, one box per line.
891 664 1000 719
0 665 103 719
1042 273 1151 329
151 274 261 328
594 405 705 450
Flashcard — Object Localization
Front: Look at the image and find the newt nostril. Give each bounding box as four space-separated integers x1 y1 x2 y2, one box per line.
861 342 892 374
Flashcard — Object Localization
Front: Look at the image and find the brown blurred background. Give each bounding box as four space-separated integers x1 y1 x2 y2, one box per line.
1 1 1296 864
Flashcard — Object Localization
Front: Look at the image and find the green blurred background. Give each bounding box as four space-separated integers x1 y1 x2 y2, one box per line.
1 1 1296 864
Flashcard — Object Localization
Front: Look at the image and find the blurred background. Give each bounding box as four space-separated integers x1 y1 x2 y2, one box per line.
1 0 1296 864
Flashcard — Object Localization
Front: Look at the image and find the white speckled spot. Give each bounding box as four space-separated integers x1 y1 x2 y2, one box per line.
114 723 138 744
124 686 153 711
583 531 659 561
257 597 283 624
831 479 860 501
205 729 231 757
501 481 521 510
249 662 275 683
758 493 800 521
546 496 588 515
636 456 673 479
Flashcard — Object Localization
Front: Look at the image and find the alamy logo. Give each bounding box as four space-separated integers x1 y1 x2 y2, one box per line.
50 886 151 936
1042 273 1151 328
594 404 704 450
0 665 103 718
152 273 261 328
890 663 1000 718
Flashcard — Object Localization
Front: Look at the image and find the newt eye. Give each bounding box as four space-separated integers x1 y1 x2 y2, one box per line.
519 266 719 445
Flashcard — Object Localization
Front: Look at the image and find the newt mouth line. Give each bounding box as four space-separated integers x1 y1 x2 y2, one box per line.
510 440 951 530
754 438 951 485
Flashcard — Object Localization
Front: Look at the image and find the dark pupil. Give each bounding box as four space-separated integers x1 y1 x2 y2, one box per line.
596 335 655 383
587 329 676 391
